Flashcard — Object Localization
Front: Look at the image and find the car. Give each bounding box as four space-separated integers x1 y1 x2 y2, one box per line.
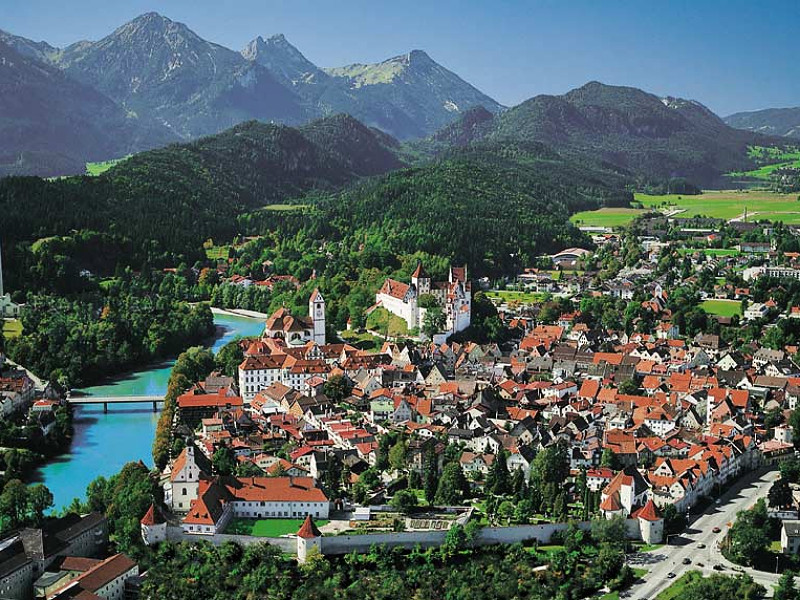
697 543 706 549
713 565 724 571
712 526 721 533
682 557 692 565
697 562 704 567
667 572 676 579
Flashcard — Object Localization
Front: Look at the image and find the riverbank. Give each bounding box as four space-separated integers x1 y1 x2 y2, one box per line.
210 306 270 320
34 311 266 509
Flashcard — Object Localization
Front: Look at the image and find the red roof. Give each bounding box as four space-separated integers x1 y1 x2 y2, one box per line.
297 514 322 539
632 499 661 522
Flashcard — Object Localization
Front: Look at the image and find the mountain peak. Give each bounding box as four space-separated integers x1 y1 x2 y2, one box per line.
242 34 323 85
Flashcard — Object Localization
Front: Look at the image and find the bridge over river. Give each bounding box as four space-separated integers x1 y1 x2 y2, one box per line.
67 395 163 413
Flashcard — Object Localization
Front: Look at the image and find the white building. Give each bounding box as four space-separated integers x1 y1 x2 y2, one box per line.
375 263 471 337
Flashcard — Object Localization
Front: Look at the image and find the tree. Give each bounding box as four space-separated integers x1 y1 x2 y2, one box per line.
390 489 418 514
726 499 771 567
323 374 352 403
435 463 468 505
591 516 627 548
600 448 620 470
28 484 54 526
388 440 407 473
486 450 511 495
213 446 236 476
422 306 446 338
0 479 28 529
769 478 793 509
775 570 799 600
617 378 639 395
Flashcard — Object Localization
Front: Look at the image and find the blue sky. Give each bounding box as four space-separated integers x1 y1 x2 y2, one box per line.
4 0 799 116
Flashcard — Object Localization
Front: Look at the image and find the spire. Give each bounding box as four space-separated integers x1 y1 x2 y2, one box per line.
0 238 4 297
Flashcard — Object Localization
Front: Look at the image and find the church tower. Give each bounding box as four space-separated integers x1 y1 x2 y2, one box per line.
309 288 326 345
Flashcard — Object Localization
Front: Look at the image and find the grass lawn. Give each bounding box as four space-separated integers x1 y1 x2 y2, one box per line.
205 244 231 260
655 571 702 600
486 290 547 304
225 518 329 537
677 247 741 257
570 207 645 228
2 319 22 340
85 156 129 176
366 307 410 337
339 329 383 351
635 190 800 222
699 299 743 317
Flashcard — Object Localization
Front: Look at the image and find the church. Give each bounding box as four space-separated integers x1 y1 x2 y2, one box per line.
375 263 471 337
263 288 326 346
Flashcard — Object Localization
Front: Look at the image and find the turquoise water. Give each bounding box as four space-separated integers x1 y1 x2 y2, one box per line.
34 312 265 509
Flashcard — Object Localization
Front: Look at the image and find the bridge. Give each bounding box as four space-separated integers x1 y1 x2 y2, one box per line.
67 395 164 413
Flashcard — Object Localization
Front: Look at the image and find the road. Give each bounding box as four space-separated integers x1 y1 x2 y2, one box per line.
627 467 781 599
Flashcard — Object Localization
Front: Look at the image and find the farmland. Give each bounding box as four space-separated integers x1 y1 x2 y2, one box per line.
635 190 800 222
727 145 800 180
570 207 645 227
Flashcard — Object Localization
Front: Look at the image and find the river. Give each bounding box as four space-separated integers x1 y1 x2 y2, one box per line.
33 311 265 509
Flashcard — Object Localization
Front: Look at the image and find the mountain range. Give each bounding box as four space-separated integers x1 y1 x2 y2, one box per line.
0 12 501 176
417 81 786 187
725 107 800 139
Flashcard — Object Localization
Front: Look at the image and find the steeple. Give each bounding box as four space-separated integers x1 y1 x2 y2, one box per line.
0 238 4 297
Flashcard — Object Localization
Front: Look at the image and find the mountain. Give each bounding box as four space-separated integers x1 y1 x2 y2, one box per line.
0 114 405 261
242 34 503 139
0 28 61 63
0 40 176 177
57 12 305 139
725 107 800 139
241 34 327 87
430 81 785 186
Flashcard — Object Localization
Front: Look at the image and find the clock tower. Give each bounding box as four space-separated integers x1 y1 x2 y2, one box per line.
309 288 326 345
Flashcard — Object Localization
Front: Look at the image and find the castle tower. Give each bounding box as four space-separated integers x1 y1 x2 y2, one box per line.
411 262 430 295
309 289 326 345
296 514 322 563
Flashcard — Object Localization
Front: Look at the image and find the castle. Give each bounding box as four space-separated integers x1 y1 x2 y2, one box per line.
375 263 471 337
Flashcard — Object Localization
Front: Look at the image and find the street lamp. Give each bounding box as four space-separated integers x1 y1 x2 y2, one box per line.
776 555 780 574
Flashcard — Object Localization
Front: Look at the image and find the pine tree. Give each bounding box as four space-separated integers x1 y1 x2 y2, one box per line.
775 570 798 600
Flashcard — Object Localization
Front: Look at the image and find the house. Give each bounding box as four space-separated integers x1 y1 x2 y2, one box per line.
782 520 800 554
48 553 138 600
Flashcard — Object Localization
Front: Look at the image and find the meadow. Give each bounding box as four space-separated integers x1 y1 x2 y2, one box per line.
728 145 800 180
699 299 742 317
569 207 646 227
85 156 130 176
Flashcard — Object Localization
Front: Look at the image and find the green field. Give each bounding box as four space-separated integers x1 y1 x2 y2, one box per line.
225 518 329 537
655 571 702 600
2 319 22 340
486 290 547 304
570 207 646 227
699 299 743 317
85 156 130 176
635 190 800 222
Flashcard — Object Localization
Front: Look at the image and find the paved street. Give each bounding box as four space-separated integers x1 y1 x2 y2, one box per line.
627 467 782 599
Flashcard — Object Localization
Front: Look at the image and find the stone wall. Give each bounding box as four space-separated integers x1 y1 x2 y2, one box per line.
166 526 297 554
